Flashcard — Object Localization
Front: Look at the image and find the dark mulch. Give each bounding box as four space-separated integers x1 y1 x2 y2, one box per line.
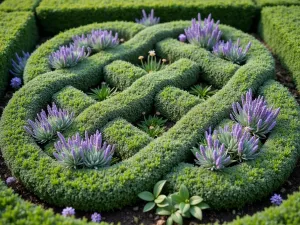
1 36 300 225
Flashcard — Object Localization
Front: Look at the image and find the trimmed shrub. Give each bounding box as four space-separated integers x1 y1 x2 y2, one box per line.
255 0 300 6
36 0 258 34
0 11 38 96
0 0 42 12
259 6 300 91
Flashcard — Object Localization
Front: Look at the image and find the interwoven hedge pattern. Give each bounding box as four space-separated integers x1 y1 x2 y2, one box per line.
1 20 300 219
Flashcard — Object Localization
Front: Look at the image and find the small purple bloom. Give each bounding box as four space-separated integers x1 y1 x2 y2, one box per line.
6 176 16 185
91 212 102 223
135 9 160 26
10 77 22 89
178 34 187 42
10 51 30 77
270 194 283 206
62 207 75 217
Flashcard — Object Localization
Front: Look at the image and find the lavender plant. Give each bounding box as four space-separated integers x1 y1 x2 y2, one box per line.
53 130 115 169
230 89 280 138
213 39 251 64
139 50 166 73
184 13 222 50
10 77 22 89
24 103 74 143
49 45 90 69
87 30 119 52
135 9 160 26
10 51 30 77
72 34 89 49
193 134 232 171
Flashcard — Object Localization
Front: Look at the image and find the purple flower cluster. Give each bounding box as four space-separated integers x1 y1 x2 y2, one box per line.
62 207 75 217
91 212 102 223
184 13 222 50
10 77 22 89
53 130 115 169
6 176 16 185
270 194 283 206
10 51 30 77
49 45 90 69
73 30 119 53
24 103 74 143
230 89 280 138
135 9 160 26
213 39 252 64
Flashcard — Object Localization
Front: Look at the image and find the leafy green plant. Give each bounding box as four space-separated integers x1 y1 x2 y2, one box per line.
88 82 117 101
138 114 167 138
189 85 217 100
139 181 209 225
138 50 167 73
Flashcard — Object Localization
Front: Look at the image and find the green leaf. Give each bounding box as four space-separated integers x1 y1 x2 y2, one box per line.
190 196 203 205
157 200 169 208
171 211 183 225
143 202 155 212
166 216 173 225
190 206 203 221
155 195 166 204
181 210 191 218
171 193 184 204
179 184 189 200
138 191 154 201
156 207 171 216
179 202 190 214
197 202 210 209
153 180 167 198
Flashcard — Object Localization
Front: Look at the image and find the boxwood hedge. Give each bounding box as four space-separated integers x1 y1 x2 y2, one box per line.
0 11 38 97
35 0 258 34
0 20 283 213
255 0 300 7
259 6 300 91
0 0 42 12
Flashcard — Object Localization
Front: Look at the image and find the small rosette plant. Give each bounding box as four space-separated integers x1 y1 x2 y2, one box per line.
213 39 251 64
189 85 217 100
24 103 74 143
88 82 117 101
54 130 115 169
184 13 222 50
139 50 167 73
49 45 90 69
135 9 160 26
10 51 30 77
230 89 280 138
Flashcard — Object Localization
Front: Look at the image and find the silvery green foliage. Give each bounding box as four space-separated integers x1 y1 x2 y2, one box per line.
213 39 251 64
54 130 115 169
135 9 160 26
194 134 232 171
185 13 222 50
230 89 280 138
10 51 30 77
24 103 74 143
49 45 90 69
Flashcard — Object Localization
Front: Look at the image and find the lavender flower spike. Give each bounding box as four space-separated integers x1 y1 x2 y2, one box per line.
10 77 22 89
270 194 283 206
135 9 160 26
62 207 75 217
10 51 30 77
87 30 119 52
213 39 252 64
184 13 222 50
230 89 280 138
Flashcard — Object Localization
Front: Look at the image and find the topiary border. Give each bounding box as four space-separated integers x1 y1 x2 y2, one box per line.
0 0 42 12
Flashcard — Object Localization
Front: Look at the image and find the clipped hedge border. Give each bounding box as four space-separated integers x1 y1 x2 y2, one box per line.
259 6 300 91
255 0 300 7
0 21 275 212
0 0 42 12
35 0 257 34
0 11 38 97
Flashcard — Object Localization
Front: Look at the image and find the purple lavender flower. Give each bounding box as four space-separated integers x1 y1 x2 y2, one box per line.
6 176 16 185
87 30 119 52
62 207 75 217
54 130 115 169
213 39 251 64
178 34 187 42
72 34 89 49
10 77 22 89
24 103 74 143
49 44 90 69
230 89 280 139
270 194 283 206
91 212 102 223
10 51 30 77
135 9 160 26
194 134 232 170
184 13 222 50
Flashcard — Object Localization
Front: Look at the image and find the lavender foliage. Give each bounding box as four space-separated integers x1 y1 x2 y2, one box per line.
194 134 232 171
10 51 30 77
135 9 160 26
230 89 280 138
270 194 283 206
6 177 16 185
213 39 251 64
91 212 102 223
24 103 74 143
62 207 75 217
87 30 119 52
53 130 115 169
184 13 222 50
10 77 22 89
49 45 90 69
